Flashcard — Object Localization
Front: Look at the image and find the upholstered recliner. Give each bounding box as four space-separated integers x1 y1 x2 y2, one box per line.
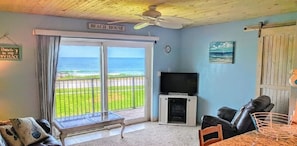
201 95 274 139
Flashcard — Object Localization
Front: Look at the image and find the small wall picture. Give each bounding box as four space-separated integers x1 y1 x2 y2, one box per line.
209 41 235 64
0 44 22 61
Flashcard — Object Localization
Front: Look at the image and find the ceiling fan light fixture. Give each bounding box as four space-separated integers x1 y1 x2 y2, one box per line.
142 5 161 18
142 10 161 18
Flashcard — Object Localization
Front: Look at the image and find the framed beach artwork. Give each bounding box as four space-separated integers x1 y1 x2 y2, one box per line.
209 41 235 64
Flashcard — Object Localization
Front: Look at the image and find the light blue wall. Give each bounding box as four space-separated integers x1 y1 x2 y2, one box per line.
1 10 297 122
180 12 297 123
0 11 180 120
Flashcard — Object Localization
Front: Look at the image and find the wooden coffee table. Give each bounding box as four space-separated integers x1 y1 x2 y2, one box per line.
53 112 125 145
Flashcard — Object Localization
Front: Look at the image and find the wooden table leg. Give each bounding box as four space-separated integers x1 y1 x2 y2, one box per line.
120 122 125 138
60 132 67 146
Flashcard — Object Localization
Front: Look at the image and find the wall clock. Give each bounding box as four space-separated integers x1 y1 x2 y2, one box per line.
164 45 171 53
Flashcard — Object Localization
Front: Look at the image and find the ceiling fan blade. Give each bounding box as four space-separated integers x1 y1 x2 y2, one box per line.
107 20 127 24
107 19 142 24
160 16 193 24
134 22 151 30
155 21 183 29
137 14 158 22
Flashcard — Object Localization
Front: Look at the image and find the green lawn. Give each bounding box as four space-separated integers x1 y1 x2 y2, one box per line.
55 85 145 118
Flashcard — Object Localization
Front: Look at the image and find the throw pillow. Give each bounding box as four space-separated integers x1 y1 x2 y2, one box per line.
0 133 8 146
10 117 49 145
0 125 23 146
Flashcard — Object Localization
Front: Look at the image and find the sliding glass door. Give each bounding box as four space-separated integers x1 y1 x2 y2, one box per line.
55 38 152 124
103 41 152 123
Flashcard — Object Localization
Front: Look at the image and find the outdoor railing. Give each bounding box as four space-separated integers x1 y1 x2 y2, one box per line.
54 76 145 121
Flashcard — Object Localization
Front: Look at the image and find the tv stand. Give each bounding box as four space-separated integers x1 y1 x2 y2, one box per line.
159 94 197 126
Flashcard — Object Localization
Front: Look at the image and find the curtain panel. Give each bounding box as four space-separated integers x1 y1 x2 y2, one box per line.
36 35 60 127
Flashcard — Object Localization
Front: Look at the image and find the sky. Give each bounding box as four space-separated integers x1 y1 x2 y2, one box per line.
59 45 145 58
209 41 234 52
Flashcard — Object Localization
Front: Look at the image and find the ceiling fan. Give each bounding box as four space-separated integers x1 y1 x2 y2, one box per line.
109 5 193 30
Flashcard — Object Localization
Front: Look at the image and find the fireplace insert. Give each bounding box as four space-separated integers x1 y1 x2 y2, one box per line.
168 98 187 123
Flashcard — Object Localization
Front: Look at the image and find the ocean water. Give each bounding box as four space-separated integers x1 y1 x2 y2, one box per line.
209 52 233 63
57 57 145 75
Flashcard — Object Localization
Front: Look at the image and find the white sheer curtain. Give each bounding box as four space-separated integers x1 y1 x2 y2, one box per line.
36 35 60 126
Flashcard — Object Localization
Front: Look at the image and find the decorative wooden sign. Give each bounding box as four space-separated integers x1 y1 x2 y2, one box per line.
0 44 22 61
88 22 125 31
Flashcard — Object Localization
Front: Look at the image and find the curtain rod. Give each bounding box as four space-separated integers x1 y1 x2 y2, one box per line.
32 29 159 41
244 20 296 31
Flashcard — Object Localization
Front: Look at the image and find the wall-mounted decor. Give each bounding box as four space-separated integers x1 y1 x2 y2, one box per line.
164 45 171 54
0 33 22 61
88 22 125 32
0 44 22 61
209 41 235 64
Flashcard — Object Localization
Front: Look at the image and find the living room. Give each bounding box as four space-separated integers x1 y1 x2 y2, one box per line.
1 1 297 146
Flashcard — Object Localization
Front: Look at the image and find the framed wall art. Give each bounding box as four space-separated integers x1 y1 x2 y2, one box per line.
209 41 235 64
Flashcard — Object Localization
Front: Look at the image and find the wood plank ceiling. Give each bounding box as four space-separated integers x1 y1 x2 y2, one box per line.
0 0 296 27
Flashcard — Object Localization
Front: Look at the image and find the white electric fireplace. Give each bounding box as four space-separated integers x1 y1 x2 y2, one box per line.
159 94 197 126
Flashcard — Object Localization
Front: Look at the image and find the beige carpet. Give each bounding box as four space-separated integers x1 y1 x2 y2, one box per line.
71 122 200 146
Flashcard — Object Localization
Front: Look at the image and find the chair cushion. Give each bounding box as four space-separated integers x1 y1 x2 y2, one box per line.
10 117 49 145
252 95 271 111
30 135 62 146
217 106 237 122
0 125 23 146
263 103 274 112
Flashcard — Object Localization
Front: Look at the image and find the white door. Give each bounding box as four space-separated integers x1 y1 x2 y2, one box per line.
256 25 297 114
